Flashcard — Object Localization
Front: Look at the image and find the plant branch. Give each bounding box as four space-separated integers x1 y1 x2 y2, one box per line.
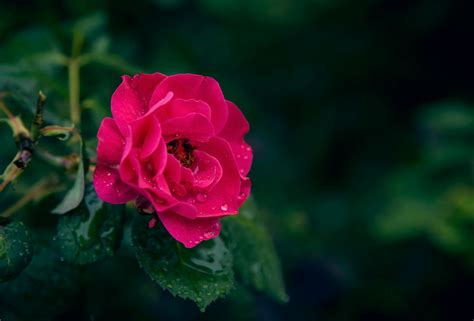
30 91 46 141
36 147 79 171
0 92 47 193
68 58 81 126
0 176 64 218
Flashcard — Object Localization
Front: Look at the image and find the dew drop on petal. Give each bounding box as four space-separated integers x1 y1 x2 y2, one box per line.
196 193 208 203
203 231 215 239
211 221 221 230
220 203 228 211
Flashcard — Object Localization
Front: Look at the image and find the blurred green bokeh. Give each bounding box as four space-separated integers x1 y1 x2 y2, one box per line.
1 0 474 320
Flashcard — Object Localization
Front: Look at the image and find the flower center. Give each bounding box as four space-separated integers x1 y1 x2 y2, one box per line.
167 139 195 168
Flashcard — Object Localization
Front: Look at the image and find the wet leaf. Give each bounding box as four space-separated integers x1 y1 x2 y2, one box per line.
0 221 33 282
132 215 234 311
51 138 87 214
55 184 125 265
222 198 289 303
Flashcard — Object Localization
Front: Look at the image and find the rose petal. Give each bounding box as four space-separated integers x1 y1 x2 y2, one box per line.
93 164 137 204
237 177 251 207
142 184 197 220
163 154 182 185
188 150 222 189
119 148 140 187
120 147 167 191
219 100 252 177
150 138 168 174
136 176 176 213
168 202 198 219
131 72 167 104
111 73 166 134
157 211 221 248
161 113 215 142
97 117 124 166
191 137 242 217
128 114 163 159
156 98 212 122
149 74 228 133
142 91 173 118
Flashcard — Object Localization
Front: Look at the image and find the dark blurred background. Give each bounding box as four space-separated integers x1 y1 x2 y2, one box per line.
1 0 474 320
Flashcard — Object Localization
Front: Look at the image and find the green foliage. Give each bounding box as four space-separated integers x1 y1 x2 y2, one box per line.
222 199 288 303
0 221 32 282
55 184 125 265
374 102 474 263
0 249 81 319
132 215 234 311
51 138 86 215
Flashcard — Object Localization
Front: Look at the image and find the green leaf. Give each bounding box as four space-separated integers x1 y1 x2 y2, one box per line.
132 215 234 311
80 52 142 73
0 221 33 282
54 184 125 265
51 138 87 214
0 249 80 319
51 159 84 214
73 12 107 41
222 198 289 303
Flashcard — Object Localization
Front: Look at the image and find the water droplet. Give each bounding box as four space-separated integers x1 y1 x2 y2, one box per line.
246 146 251 152
220 203 228 211
237 192 246 200
243 155 248 160
196 193 208 203
236 154 241 159
204 231 215 238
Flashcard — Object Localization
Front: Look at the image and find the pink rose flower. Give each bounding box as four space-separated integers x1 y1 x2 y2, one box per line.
93 73 252 248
